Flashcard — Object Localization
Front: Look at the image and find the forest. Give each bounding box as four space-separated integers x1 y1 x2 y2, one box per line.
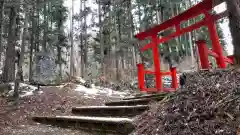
0 0 229 91
1 0 240 134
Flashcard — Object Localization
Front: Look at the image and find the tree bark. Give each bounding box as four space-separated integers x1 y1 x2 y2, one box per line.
14 5 29 99
127 0 136 67
225 0 240 65
36 0 40 52
79 0 84 77
57 45 62 79
42 0 47 52
83 0 88 77
29 3 36 82
98 0 104 76
70 0 74 78
187 0 194 66
3 7 17 82
0 0 4 67
35 0 40 74
114 0 120 81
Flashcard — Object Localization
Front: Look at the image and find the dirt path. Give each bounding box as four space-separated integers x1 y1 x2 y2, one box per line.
2 125 93 135
0 84 121 135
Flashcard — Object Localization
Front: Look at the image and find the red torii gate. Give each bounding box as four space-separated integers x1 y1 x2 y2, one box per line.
196 40 234 69
135 0 232 92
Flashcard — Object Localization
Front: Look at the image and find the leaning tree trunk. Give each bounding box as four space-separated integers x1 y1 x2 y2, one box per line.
225 0 240 65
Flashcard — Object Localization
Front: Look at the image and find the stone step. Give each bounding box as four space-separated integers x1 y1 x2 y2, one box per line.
72 105 149 117
32 116 134 134
123 93 168 100
105 98 158 106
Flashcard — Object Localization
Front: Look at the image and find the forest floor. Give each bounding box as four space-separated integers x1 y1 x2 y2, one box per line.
133 69 240 135
0 83 127 135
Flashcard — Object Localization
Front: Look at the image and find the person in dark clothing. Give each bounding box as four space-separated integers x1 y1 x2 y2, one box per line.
15 48 20 66
15 48 24 81
179 73 186 89
210 62 213 68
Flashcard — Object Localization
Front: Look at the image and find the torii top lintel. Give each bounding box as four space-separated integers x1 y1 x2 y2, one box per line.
134 0 221 41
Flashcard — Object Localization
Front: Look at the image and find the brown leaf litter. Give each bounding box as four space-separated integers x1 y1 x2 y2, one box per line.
134 69 240 135
0 84 114 135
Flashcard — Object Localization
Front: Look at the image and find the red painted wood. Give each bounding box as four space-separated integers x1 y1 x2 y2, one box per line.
145 70 155 75
152 35 162 91
141 20 206 52
137 63 145 91
197 40 210 69
208 49 219 58
135 0 213 40
171 67 178 89
205 12 227 68
135 0 227 92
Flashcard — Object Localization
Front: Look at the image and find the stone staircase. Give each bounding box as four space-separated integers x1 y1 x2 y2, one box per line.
32 93 167 134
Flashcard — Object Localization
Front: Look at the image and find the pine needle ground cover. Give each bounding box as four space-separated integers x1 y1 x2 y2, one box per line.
134 69 240 135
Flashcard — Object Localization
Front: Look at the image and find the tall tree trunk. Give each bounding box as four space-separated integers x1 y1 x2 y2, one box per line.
42 0 47 51
187 0 194 66
0 0 4 67
80 34 84 77
57 46 62 79
158 0 171 70
108 3 114 70
170 2 180 62
57 2 63 80
80 0 84 77
137 1 145 63
70 0 74 78
3 7 17 82
127 0 136 67
121 53 125 69
116 6 122 80
14 5 28 98
79 0 83 77
49 0 52 32
156 0 161 24
83 0 88 77
113 1 120 81
36 0 40 52
225 0 240 65
98 0 104 76
34 0 40 75
29 3 36 82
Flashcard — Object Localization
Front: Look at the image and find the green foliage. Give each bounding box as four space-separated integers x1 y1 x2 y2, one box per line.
48 0 69 65
51 1 68 28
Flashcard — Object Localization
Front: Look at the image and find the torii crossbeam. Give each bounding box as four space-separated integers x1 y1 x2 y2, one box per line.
135 0 231 92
